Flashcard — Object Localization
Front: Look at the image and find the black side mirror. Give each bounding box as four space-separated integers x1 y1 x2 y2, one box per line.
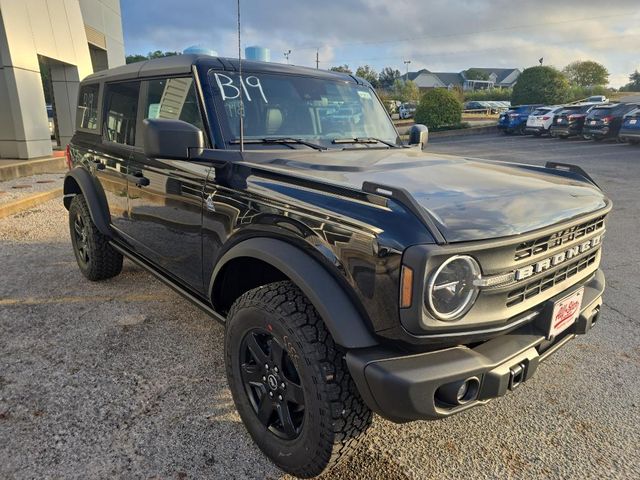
409 124 429 149
142 119 204 159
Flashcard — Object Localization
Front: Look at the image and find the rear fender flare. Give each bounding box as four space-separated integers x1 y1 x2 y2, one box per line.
210 237 379 349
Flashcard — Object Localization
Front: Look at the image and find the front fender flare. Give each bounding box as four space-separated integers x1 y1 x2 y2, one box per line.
210 237 379 349
63 167 112 237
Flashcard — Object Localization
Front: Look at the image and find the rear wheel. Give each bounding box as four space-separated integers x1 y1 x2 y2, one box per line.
225 281 372 478
69 195 122 281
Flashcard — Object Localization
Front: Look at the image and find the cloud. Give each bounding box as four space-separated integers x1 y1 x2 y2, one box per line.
121 0 640 87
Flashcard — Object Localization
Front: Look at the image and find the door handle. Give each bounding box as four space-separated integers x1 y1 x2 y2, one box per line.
128 173 150 187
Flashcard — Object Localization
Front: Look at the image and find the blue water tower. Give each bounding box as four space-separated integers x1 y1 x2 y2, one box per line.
183 45 217 56
245 46 271 62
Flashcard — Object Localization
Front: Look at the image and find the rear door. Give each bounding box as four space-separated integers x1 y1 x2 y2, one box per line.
97 81 141 236
125 76 210 292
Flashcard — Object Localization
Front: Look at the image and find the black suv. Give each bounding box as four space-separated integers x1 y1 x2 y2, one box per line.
64 55 611 478
582 103 639 140
550 103 597 138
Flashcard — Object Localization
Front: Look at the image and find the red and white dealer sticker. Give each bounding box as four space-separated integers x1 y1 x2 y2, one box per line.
550 288 583 338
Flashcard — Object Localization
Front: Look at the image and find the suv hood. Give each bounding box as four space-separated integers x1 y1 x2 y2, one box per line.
245 148 608 242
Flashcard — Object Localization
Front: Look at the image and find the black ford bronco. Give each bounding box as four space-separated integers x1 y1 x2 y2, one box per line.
64 55 610 478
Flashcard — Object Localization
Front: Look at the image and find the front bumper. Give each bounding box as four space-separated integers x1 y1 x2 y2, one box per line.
347 269 604 423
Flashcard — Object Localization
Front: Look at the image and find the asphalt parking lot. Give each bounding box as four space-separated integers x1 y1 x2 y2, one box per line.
1 134 639 479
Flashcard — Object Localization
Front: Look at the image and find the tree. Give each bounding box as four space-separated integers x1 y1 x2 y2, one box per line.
464 68 489 81
391 79 420 103
378 67 401 89
511 66 569 105
125 51 179 64
330 64 352 74
148 50 179 59
125 54 148 64
562 60 609 86
620 70 640 92
414 89 463 129
355 65 379 87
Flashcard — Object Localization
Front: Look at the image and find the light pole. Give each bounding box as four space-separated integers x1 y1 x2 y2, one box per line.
403 60 411 78
284 50 291 64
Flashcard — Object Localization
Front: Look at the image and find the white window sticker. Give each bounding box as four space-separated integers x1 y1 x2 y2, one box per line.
358 90 372 100
147 103 160 119
213 73 268 103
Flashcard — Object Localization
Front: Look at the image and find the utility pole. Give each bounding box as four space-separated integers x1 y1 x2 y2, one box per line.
404 60 411 79
315 48 319 69
284 50 291 64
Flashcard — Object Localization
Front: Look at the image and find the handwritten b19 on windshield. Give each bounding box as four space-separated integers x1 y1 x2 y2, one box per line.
214 73 268 103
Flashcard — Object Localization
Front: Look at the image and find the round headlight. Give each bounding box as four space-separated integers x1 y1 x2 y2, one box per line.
427 255 481 321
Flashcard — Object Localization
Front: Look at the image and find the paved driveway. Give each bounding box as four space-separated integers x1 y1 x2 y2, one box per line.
1 134 638 479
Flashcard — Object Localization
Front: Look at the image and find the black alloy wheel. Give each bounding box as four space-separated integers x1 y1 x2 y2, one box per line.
239 328 305 440
73 211 90 266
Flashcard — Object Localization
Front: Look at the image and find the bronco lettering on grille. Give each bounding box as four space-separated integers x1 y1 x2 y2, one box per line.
514 234 602 281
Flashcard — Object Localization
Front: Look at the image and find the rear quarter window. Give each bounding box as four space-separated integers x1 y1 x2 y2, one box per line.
76 84 100 131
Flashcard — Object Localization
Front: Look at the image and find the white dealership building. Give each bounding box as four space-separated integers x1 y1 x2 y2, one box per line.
0 0 125 159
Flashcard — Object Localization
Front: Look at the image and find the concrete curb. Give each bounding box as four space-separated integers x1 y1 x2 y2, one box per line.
0 157 66 182
0 188 63 219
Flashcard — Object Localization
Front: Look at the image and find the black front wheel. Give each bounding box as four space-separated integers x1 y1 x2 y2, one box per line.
225 281 372 478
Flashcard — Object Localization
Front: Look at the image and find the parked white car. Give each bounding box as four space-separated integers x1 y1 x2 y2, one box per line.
525 105 564 136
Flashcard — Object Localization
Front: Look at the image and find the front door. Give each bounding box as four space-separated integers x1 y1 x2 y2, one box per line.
124 77 210 292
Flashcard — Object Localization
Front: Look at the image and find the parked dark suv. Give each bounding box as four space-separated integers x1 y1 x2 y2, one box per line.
582 103 639 140
550 103 597 139
64 55 611 478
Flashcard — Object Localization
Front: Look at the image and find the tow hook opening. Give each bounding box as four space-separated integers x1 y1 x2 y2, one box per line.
435 377 480 407
509 362 526 390
590 306 601 327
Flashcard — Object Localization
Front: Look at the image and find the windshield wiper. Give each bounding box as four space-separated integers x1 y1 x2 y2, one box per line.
332 137 400 148
229 137 327 151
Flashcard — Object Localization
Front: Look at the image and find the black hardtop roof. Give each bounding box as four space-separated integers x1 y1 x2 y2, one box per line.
82 54 359 84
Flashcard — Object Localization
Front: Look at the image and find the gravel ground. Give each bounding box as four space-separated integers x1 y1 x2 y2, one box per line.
1 135 638 479
0 173 65 205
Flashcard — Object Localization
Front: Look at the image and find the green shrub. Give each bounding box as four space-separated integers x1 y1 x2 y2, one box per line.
565 85 613 102
464 88 513 101
414 89 463 129
511 66 569 105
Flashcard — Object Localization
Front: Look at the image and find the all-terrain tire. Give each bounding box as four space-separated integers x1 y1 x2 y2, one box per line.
68 194 123 281
225 281 372 478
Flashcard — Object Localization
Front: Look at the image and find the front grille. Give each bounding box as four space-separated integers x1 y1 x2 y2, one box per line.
506 250 598 307
514 215 605 261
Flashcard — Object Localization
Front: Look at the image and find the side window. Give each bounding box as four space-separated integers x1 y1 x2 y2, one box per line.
76 84 100 130
103 81 140 146
144 77 204 131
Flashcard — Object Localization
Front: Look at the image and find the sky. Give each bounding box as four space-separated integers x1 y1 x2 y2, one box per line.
120 0 640 88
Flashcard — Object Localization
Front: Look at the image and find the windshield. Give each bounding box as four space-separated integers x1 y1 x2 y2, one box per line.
208 72 398 149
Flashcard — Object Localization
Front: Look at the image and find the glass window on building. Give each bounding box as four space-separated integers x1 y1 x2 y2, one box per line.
76 84 100 130
144 77 204 131
103 82 140 145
